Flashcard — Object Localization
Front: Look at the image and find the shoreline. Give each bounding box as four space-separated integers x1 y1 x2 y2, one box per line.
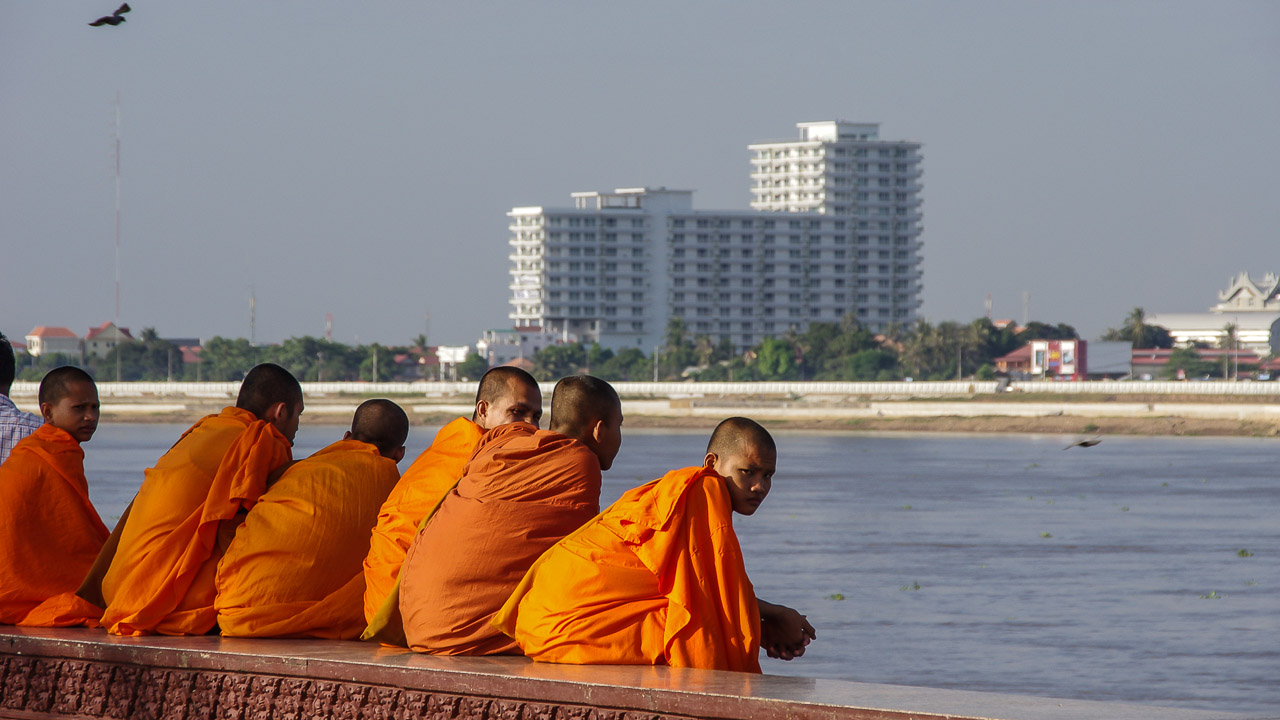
76 401 1280 439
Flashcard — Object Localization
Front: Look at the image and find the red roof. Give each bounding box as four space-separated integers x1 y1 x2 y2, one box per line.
85 322 133 341
994 345 1032 363
27 326 77 339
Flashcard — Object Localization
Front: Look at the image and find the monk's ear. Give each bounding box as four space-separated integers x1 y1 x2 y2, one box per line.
703 451 718 470
342 430 353 441
39 401 54 424
590 418 606 445
391 446 406 463
474 400 489 423
264 401 287 424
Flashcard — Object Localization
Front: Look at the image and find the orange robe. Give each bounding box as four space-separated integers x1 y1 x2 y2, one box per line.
494 467 762 673
400 422 601 655
362 417 482 624
98 407 292 636
0 425 109 627
215 439 399 639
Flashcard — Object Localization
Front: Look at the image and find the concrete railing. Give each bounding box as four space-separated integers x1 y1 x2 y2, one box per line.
0 628 1257 720
11 380 1280 399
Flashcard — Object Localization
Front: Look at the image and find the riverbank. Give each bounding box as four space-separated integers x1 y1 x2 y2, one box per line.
26 397 1278 438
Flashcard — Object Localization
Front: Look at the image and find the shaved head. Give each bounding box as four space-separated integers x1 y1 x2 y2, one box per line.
707 417 776 459
472 366 542 429
474 366 539 409
38 366 95 406
550 375 619 436
550 375 622 470
349 399 410 458
706 417 777 516
0 331 16 392
236 363 303 419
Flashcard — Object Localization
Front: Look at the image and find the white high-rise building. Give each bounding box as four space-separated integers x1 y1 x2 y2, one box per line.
507 121 924 351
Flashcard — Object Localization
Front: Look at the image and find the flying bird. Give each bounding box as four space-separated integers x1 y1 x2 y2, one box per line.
1064 438 1102 450
89 3 130 26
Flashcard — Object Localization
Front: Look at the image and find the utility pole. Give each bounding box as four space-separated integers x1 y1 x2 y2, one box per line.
112 93 123 383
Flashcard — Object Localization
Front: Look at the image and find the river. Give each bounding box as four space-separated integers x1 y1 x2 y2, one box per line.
81 423 1278 714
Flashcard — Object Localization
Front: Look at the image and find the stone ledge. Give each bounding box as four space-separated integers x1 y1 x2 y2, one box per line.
0 628 1268 720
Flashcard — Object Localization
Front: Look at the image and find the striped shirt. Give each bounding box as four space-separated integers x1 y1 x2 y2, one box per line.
0 394 42 466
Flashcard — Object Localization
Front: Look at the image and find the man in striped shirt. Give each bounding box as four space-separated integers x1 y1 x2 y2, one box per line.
0 332 42 466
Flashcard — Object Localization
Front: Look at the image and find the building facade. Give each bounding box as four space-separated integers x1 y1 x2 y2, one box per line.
1148 271 1280 354
24 326 81 357
507 121 924 351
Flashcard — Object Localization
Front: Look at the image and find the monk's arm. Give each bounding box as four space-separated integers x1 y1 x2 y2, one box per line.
758 598 816 661
75 499 134 608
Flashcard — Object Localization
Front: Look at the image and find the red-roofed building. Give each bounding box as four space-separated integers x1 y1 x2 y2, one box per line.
84 322 133 359
25 326 80 357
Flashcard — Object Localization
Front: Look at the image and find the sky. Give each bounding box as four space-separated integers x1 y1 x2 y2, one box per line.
2 1 1277 347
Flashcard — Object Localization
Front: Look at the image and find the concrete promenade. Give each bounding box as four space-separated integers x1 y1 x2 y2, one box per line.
1 628 1269 720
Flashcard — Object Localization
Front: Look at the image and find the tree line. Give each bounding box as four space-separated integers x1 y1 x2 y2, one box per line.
19 307 1233 384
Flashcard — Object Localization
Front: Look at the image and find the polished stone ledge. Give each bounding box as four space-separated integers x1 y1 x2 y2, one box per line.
0 628 1268 720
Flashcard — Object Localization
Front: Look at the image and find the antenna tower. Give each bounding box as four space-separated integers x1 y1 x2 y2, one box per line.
325 313 333 341
984 292 992 319
249 286 257 346
112 93 122 382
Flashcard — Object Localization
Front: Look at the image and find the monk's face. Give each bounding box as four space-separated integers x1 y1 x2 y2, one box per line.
593 405 623 471
475 380 543 430
709 444 775 516
42 380 100 443
272 400 304 445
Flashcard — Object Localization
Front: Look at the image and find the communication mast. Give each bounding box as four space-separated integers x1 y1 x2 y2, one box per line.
325 313 334 341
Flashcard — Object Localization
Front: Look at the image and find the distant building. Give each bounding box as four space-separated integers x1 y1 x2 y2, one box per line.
996 339 1132 380
508 120 924 352
1212 271 1280 313
475 326 564 367
1147 272 1280 354
435 345 472 381
84 322 133 359
25 326 80 357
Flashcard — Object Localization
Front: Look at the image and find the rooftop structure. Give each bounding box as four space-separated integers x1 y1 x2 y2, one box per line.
507 121 924 351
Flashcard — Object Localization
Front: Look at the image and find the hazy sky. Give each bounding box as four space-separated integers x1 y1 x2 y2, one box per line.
3 2 1277 346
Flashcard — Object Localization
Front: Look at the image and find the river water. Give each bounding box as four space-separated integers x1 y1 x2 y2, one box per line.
82 424 1277 714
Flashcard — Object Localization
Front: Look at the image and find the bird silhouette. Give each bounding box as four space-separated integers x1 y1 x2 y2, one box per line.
89 3 130 26
1064 438 1102 450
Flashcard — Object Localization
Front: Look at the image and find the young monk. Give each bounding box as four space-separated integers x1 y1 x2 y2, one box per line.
215 399 408 639
494 417 816 672
88 363 303 636
361 366 541 629
0 367 108 626
397 375 622 655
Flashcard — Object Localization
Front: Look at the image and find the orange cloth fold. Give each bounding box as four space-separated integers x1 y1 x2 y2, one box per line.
362 417 482 624
215 439 399 639
400 422 601 655
494 466 762 673
99 407 291 636
0 425 110 627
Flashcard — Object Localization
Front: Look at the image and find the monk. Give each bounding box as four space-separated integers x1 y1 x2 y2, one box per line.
361 366 542 629
90 363 303 636
398 375 622 655
215 400 408 639
494 417 816 672
0 367 108 626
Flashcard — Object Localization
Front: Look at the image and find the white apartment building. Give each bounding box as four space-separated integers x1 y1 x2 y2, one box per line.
508 121 924 351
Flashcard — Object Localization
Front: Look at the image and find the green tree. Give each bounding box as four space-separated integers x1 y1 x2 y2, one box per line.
532 343 586 380
101 327 182 381
456 353 489 381
1164 347 1217 379
754 337 797 380
1101 307 1172 349
198 336 257 380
